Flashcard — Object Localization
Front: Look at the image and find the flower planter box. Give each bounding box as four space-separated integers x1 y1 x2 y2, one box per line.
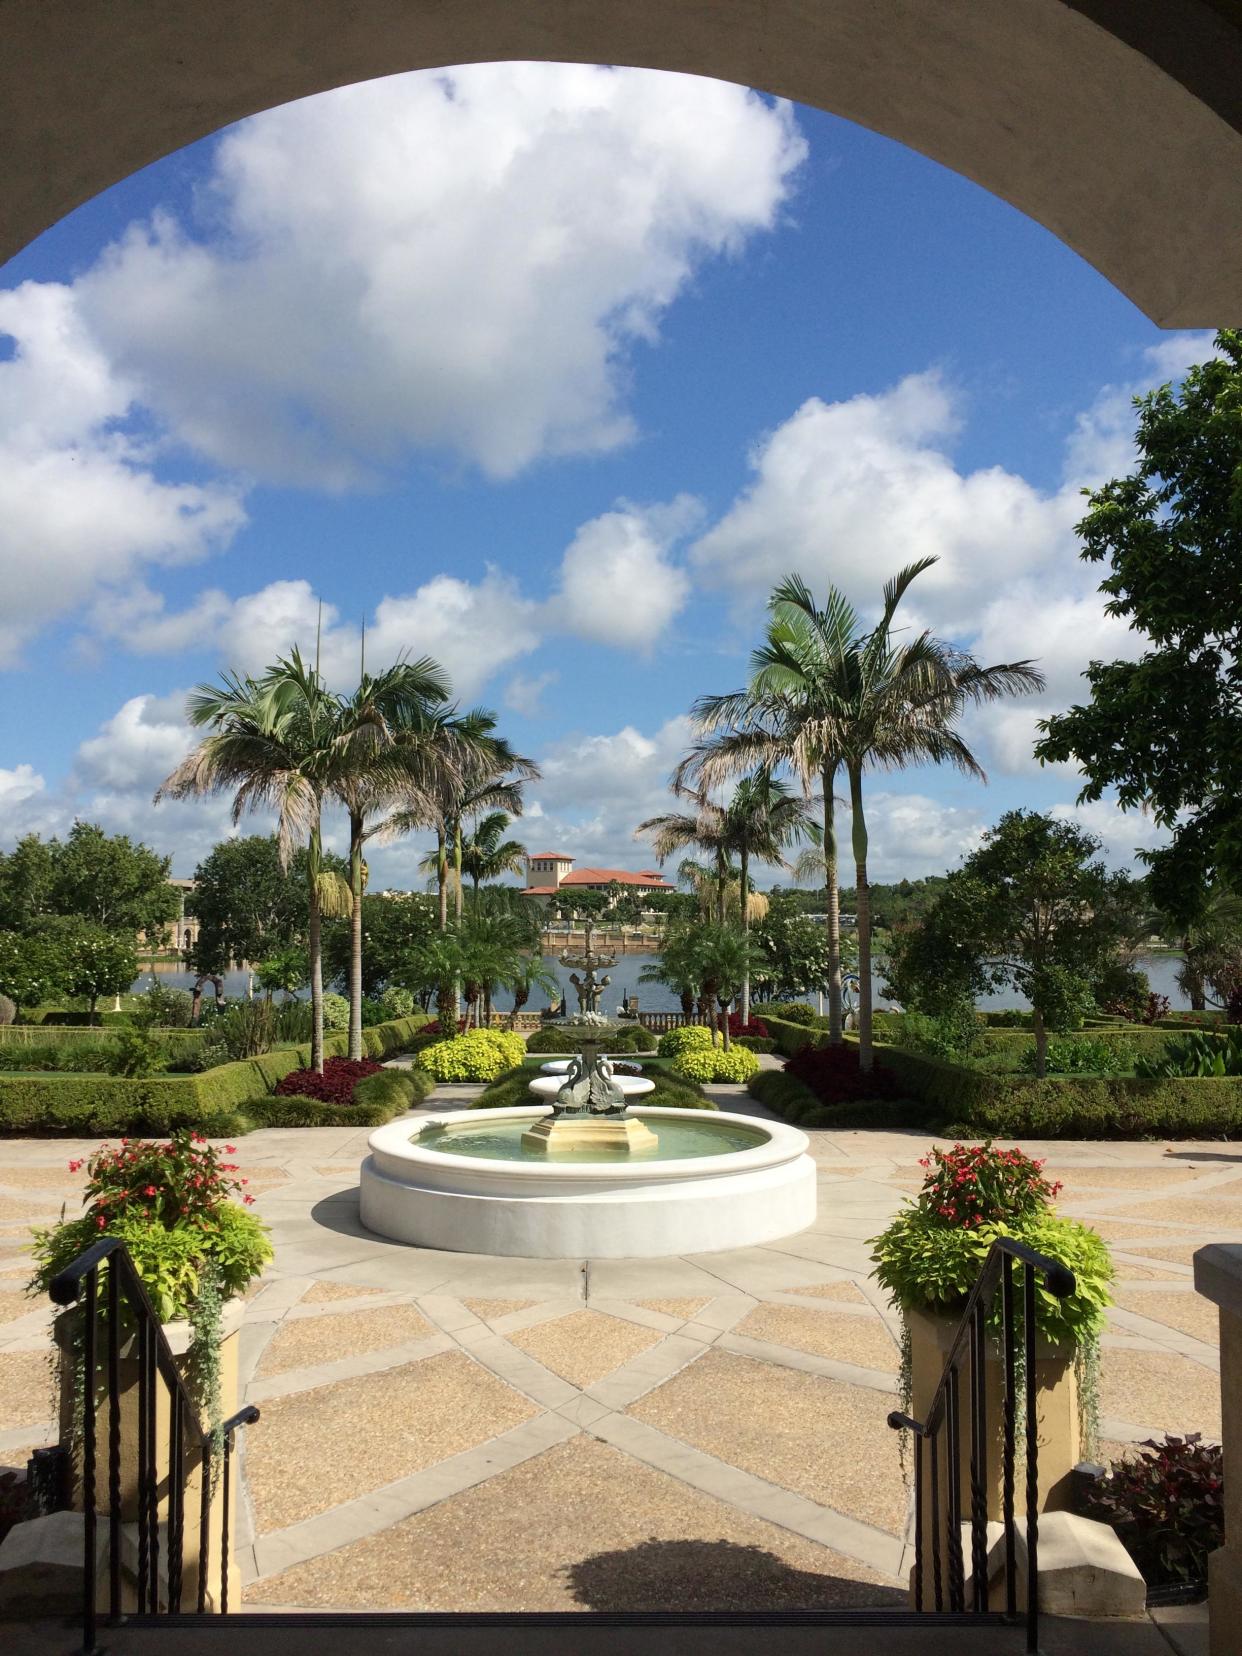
53 1297 244 1612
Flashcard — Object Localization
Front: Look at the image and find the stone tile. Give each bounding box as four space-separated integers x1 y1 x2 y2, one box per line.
635 1297 710 1320
461 1297 536 1320
1111 1287 1219 1345
628 1349 908 1536
301 1281 387 1304
256 1303 434 1377
1081 1218 1202 1243
0 1349 54 1428
508 1309 665 1388
1130 1240 1236 1267
732 1304 899 1374
1100 1350 1221 1438
1054 1166 1205 1191
1119 1196 1242 1230
0 1286 39 1324
244 1436 904 1611
244 1350 538 1531
1111 1261 1192 1282
0 1164 88 1191
0 1195 52 1222
789 1281 871 1304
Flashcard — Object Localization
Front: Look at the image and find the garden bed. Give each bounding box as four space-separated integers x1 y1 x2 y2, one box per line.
0 1015 429 1135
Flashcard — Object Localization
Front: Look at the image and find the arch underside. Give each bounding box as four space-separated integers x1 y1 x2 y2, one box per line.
2 0 1241 324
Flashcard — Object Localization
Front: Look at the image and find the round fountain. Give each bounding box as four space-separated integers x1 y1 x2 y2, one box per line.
359 1041 816 1258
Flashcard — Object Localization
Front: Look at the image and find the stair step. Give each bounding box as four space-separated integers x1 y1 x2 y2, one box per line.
11 1611 1176 1656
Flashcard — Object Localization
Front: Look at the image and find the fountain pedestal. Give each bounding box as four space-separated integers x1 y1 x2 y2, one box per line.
520 1114 658 1154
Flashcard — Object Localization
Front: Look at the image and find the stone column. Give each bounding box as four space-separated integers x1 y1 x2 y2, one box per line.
1193 1244 1241 1656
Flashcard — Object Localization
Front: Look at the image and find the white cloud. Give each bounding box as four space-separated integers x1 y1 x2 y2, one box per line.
503 671 559 719
849 791 988 883
73 693 195 792
1050 797 1170 868
75 66 805 485
550 496 699 649
0 283 245 667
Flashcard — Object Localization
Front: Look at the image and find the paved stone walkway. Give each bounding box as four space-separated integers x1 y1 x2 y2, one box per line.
0 1088 1232 1617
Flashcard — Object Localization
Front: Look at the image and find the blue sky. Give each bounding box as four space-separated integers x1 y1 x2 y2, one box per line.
0 64 1208 885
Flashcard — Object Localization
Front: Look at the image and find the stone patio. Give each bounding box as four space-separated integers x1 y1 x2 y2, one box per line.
0 1079 1233 1620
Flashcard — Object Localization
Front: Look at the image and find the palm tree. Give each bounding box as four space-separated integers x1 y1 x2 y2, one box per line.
686 560 1044 1069
460 810 527 900
636 790 735 922
331 655 456 1059
686 922 760 1049
724 770 814 1024
156 650 361 1073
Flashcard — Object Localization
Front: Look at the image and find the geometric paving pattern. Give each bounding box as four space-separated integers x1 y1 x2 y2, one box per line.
0 1093 1234 1611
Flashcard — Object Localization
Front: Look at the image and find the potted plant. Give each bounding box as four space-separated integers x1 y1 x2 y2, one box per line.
871 1142 1113 1533
28 1131 271 1609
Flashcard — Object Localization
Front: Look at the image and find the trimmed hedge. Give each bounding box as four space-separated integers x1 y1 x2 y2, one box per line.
525 1024 656 1054
245 1065 434 1127
748 1067 935 1131
760 1014 831 1058
972 1028 1173 1061
476 1064 716 1112
0 1014 429 1136
876 1042 1242 1138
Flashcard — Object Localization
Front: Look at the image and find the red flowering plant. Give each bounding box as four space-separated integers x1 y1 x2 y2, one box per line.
29 1130 272 1324
786 1041 900 1103
726 1013 770 1039
913 1141 1062 1231
274 1055 382 1104
1078 1434 1223 1589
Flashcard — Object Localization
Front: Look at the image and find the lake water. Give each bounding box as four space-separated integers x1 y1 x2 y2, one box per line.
132 950 1190 1014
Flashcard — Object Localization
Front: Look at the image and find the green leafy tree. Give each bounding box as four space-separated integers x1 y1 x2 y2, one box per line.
38 918 139 1020
722 770 813 1023
884 811 1140 1076
1035 331 1242 925
253 943 309 1001
0 834 55 932
0 930 69 1015
751 888 849 1002
187 836 342 972
321 892 437 997
685 561 1042 1069
157 650 363 1073
47 822 179 939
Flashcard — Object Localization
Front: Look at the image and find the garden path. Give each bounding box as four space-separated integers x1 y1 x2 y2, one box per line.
0 1101 1233 1618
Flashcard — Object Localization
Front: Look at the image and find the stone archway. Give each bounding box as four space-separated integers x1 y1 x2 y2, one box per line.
2 0 1242 324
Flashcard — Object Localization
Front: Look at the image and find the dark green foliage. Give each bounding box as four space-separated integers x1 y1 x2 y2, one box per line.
0 1015 426 1134
1018 1035 1134 1076
186 835 348 975
321 893 437 995
0 823 178 939
476 1064 714 1111
888 1005 981 1060
878 1042 1242 1138
245 1065 433 1127
734 1035 776 1053
1035 331 1242 922
752 1001 823 1026
747 1067 932 1130
1136 1028 1242 1078
1078 1435 1224 1588
525 1024 656 1053
749 891 836 1002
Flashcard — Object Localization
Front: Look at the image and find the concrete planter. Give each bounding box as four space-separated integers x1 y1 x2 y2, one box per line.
53 1295 244 1611
906 1303 1083 1607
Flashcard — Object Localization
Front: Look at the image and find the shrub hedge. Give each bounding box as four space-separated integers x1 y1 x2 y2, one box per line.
748 1068 935 1131
669 1044 761 1084
476 1064 716 1111
245 1065 434 1128
525 1024 656 1054
0 1014 428 1135
876 1042 1242 1138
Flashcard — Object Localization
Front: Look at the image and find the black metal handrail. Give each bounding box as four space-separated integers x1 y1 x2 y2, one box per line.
886 1236 1076 1654
49 1237 260 1654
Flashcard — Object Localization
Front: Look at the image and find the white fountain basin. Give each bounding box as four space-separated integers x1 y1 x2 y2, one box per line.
359 1105 816 1258
538 1058 642 1074
528 1073 654 1102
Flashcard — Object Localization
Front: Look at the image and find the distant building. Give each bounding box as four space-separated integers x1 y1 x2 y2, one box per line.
138 876 199 956
520 853 674 908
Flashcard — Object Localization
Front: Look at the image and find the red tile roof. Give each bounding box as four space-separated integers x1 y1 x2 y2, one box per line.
529 852 574 861
561 868 673 888
522 886 561 895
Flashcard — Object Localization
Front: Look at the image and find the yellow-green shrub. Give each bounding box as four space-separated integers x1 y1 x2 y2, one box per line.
420 1030 525 1081
657 1025 715 1058
670 1044 760 1084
